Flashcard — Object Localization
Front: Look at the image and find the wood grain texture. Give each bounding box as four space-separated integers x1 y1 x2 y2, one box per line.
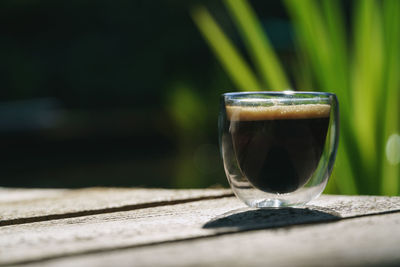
0 188 233 225
0 188 67 204
22 212 400 267
0 191 399 266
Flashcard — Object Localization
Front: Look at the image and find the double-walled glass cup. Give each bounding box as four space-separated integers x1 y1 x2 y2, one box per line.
219 91 339 208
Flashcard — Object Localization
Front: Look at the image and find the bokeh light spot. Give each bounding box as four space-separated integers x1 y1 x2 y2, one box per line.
386 133 400 165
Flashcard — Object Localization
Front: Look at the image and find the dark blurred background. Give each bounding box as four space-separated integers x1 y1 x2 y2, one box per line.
0 1 293 188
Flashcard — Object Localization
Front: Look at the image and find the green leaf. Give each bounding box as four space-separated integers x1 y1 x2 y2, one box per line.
380 0 400 195
351 0 384 193
191 6 261 91
223 0 290 90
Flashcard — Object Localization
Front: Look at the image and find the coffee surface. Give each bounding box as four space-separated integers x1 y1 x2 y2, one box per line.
226 104 331 121
227 104 330 193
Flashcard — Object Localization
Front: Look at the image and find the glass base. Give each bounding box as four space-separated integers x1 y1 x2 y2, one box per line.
248 198 306 208
253 198 288 208
232 183 327 208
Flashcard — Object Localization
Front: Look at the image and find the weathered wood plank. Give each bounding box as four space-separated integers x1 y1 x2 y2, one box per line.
0 188 67 204
25 211 400 267
0 194 399 266
310 194 400 217
0 188 233 225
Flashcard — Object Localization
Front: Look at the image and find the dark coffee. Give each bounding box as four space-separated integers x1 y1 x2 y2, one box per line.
227 104 330 194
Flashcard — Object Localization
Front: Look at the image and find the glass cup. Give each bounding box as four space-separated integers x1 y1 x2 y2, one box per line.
219 91 339 208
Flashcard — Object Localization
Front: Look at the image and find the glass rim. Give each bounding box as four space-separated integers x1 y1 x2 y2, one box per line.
222 91 336 98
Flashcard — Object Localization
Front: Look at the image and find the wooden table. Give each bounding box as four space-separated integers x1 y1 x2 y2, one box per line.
1 187 400 266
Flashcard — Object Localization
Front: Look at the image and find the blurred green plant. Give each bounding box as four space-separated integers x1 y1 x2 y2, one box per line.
191 0 400 195
167 82 207 188
167 80 228 188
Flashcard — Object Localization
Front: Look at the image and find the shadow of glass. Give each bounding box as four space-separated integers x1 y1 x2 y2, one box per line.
203 207 340 231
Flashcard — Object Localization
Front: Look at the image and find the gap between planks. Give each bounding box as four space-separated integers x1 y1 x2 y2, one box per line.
0 192 234 227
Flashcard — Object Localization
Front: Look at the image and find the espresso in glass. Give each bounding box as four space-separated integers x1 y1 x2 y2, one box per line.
219 92 339 208
226 104 330 194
